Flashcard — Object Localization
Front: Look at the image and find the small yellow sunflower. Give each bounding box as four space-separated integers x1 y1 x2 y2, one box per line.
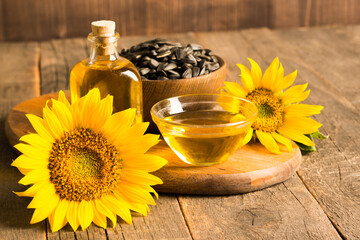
12 88 167 232
221 57 323 154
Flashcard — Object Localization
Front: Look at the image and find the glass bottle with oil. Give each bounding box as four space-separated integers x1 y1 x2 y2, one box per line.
70 20 143 123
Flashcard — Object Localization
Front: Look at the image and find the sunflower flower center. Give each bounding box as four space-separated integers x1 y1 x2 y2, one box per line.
48 127 122 201
246 88 284 132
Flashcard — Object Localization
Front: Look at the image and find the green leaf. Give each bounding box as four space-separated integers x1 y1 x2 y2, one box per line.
311 130 328 140
294 130 328 153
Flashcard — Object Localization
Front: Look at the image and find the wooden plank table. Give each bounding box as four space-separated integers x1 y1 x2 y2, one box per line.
0 25 359 239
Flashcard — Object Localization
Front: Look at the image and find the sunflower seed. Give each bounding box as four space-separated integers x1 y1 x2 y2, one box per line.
163 63 177 71
192 67 200 77
199 66 206 76
187 54 197 64
157 62 167 71
119 39 220 80
199 54 212 61
190 43 203 50
156 50 172 58
149 59 159 68
199 59 206 68
211 55 218 63
182 68 192 79
175 48 185 60
157 45 171 52
167 69 180 76
139 68 151 75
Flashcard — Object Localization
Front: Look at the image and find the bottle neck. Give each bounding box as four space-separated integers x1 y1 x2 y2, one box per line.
87 33 120 63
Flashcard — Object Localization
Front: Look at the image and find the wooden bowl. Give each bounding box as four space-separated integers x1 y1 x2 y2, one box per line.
142 55 226 133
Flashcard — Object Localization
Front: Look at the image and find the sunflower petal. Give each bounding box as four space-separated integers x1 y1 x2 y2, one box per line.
247 58 262 88
26 114 54 143
102 108 136 141
91 95 114 131
12 154 48 169
280 83 309 105
58 90 72 110
241 128 253 147
114 191 148 216
92 202 107 229
14 143 49 160
66 201 80 231
95 199 117 228
122 154 168 172
102 195 132 224
283 117 322 134
117 182 156 205
271 132 292 152
223 82 247 98
28 183 56 208
255 130 281 154
113 122 149 146
119 134 160 155
51 199 70 232
285 104 323 117
51 100 74 131
30 193 60 224
19 133 52 151
14 181 49 197
79 88 101 129
278 127 315 146
18 169 50 185
78 200 94 230
278 70 297 93
262 57 279 90
120 169 163 185
237 64 255 92
43 104 66 138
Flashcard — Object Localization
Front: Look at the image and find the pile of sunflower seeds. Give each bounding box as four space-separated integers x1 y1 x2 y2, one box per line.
120 38 220 80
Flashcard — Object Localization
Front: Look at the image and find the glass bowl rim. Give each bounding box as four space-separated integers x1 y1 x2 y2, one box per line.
150 93 258 129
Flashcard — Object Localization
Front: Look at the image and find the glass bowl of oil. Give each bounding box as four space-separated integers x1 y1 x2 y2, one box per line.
151 94 258 166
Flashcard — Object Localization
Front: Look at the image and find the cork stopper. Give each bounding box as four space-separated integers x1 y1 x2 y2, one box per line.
91 20 116 37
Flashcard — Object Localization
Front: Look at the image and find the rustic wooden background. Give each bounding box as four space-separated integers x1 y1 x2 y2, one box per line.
1 0 360 41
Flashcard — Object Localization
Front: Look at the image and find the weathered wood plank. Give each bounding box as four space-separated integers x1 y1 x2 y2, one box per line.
274 25 360 111
0 42 44 239
40 38 87 94
3 0 360 41
179 176 341 239
175 30 342 239
107 195 191 240
239 27 360 239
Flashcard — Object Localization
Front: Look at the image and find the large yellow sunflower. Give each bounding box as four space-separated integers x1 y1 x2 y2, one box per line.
221 57 323 154
12 88 167 232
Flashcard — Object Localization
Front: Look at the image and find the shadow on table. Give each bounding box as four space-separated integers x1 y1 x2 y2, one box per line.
0 125 41 230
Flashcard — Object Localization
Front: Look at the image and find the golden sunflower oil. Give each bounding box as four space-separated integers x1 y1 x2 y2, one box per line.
162 110 250 166
70 20 143 123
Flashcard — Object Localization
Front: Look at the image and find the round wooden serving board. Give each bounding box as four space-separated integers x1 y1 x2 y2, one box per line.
5 91 302 195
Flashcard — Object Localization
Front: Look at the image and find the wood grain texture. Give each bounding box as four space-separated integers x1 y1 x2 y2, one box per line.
179 176 341 239
1 0 360 41
274 25 360 111
108 195 191 240
0 42 44 239
40 38 88 95
5 91 301 195
191 30 343 239
239 26 360 239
